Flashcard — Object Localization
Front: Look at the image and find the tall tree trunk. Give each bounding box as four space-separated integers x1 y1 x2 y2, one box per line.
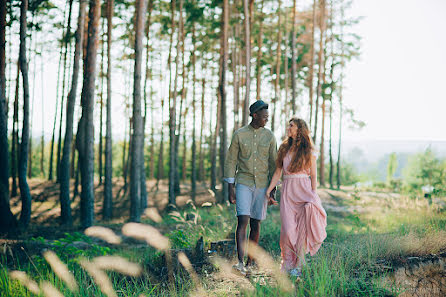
273 0 282 133
98 21 105 186
56 0 74 183
40 47 45 177
130 0 147 222
0 0 9 199
198 62 206 182
77 0 101 229
313 0 326 143
218 0 229 203
60 0 86 226
168 0 179 207
232 24 239 131
290 0 298 115
255 0 264 101
11 62 19 197
328 0 334 189
191 23 197 201
308 0 317 126
49 1 69 181
140 0 153 210
337 2 344 189
103 0 114 220
283 9 289 127
210 85 221 194
18 0 32 227
319 21 328 188
242 0 251 126
158 96 164 181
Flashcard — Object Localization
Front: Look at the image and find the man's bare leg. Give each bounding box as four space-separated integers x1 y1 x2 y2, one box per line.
236 215 250 263
246 218 261 266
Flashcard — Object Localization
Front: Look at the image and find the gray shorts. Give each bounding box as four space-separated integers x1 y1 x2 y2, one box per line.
235 183 268 221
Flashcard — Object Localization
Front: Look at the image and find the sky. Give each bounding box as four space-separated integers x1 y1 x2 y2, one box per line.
342 0 446 141
7 0 446 147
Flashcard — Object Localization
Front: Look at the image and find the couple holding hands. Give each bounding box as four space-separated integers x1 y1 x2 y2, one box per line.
224 100 327 277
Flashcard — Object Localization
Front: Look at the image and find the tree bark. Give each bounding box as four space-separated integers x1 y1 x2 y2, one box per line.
11 62 19 197
103 0 114 220
18 0 32 227
130 0 147 222
168 0 179 207
141 0 153 210
313 0 326 143
0 0 9 199
291 0 298 115
242 0 251 126
255 0 264 101
337 3 344 189
191 23 197 201
218 0 229 203
78 0 101 229
60 0 86 226
198 61 206 182
308 0 317 127
273 0 282 133
98 20 104 186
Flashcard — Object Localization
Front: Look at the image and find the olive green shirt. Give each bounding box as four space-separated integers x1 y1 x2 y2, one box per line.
224 125 277 188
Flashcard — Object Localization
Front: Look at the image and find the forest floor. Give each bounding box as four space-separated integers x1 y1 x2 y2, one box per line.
1 178 446 296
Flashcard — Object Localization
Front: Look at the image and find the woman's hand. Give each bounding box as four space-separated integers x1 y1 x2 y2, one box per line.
265 189 278 206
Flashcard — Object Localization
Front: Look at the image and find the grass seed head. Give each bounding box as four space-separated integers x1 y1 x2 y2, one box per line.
93 256 142 276
43 250 78 291
9 270 40 294
85 226 122 244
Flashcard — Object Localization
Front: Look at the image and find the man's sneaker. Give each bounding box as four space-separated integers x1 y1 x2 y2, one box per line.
232 261 247 275
289 268 302 278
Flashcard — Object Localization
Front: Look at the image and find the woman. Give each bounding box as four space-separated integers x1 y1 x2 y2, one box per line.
265 118 327 277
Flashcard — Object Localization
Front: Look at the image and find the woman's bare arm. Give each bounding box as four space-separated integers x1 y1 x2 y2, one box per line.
310 155 318 192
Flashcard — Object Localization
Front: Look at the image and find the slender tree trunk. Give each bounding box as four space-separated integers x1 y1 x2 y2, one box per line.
328 0 334 189
56 0 74 183
78 0 101 229
273 0 282 133
308 0 317 126
242 0 251 125
319 20 328 188
232 24 239 131
191 23 197 201
158 97 164 180
49 2 69 181
130 0 147 222
40 47 45 177
98 21 105 186
337 3 344 189
0 0 9 198
255 0 264 101
11 62 19 197
168 0 179 207
313 0 325 143
140 0 153 210
18 0 32 227
291 0 298 114
60 0 86 226
283 10 289 124
218 0 229 203
103 0 114 219
210 87 221 194
198 62 206 182
176 2 185 191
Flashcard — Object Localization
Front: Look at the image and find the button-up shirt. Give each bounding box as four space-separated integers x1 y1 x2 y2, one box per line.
224 124 277 188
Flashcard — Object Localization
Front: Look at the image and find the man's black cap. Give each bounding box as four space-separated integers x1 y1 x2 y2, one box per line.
249 100 268 116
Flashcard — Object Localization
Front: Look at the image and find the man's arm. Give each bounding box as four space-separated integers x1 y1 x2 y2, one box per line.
224 133 239 204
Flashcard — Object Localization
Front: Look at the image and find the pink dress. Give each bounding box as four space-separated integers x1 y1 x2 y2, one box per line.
279 151 327 271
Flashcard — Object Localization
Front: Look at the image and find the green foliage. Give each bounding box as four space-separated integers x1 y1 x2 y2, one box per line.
386 152 398 183
402 148 446 196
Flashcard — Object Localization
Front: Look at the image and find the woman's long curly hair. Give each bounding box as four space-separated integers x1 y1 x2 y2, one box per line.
276 117 314 173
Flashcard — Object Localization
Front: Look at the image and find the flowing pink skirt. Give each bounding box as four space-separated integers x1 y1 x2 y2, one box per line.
279 175 327 271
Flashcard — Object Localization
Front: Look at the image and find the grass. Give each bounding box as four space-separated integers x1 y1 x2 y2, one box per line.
1 188 445 296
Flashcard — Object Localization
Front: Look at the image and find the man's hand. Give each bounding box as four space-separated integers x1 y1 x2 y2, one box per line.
228 183 236 204
265 187 278 206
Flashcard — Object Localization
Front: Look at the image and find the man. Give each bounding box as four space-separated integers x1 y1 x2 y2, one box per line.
224 100 278 274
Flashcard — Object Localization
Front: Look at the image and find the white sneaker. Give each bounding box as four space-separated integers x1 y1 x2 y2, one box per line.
232 261 247 275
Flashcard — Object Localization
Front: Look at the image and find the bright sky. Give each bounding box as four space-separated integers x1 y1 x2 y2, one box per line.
342 0 446 141
8 0 446 145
